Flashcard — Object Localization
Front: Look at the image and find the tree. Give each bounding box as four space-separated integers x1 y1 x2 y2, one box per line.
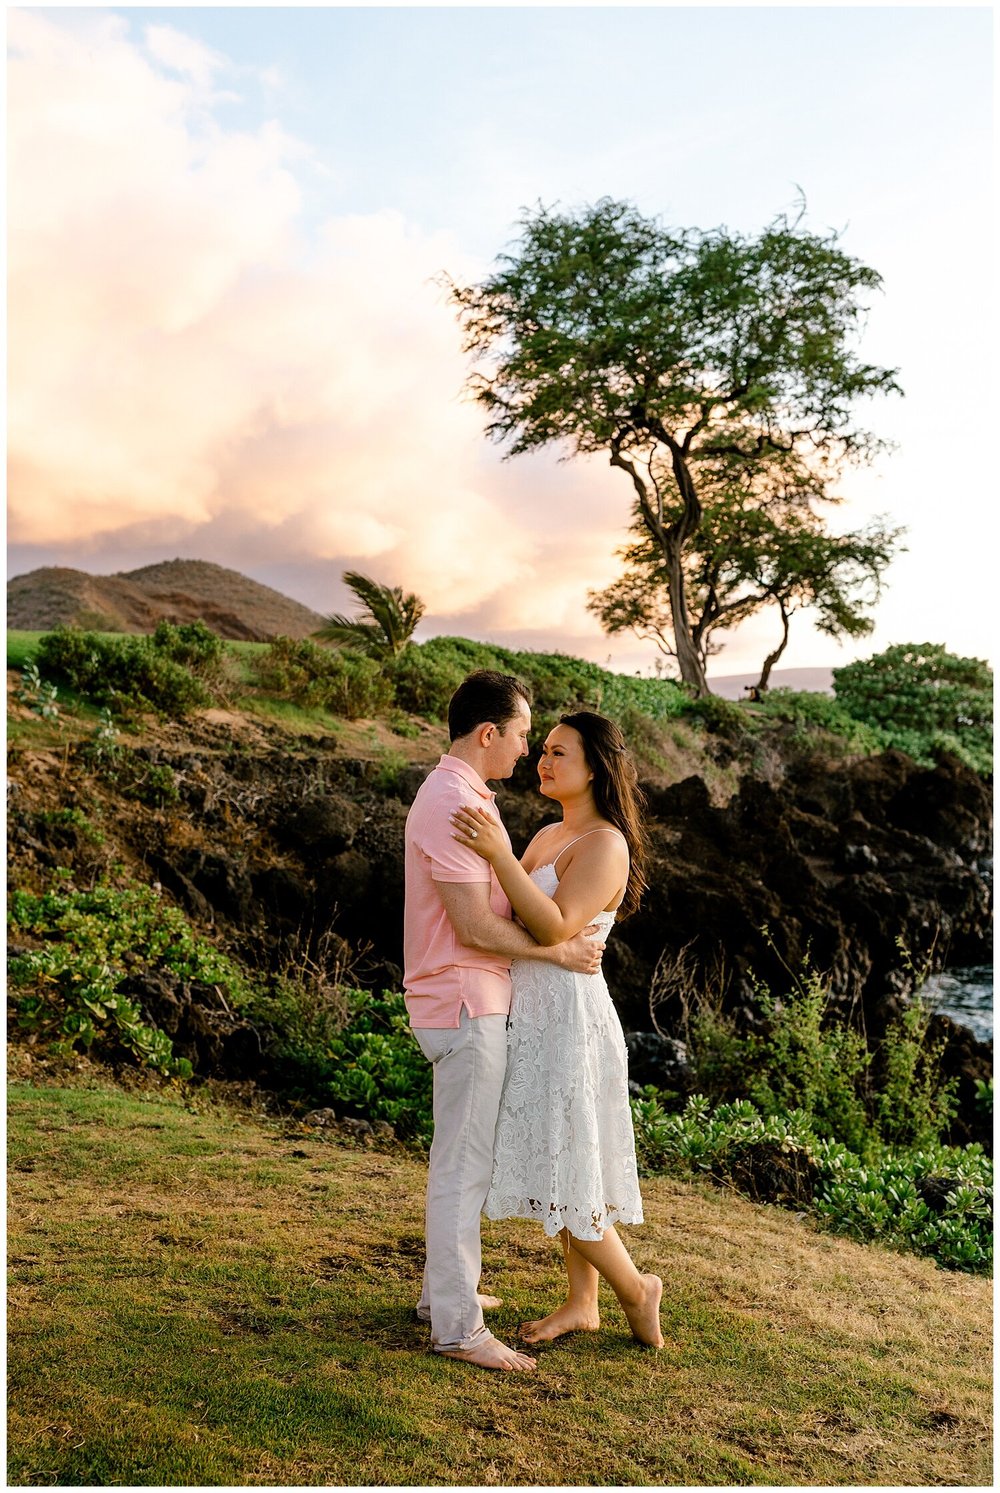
590 507 904 691
448 197 902 695
315 571 425 662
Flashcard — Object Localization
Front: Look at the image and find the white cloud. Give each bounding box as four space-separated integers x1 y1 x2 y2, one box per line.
144 23 226 90
6 10 548 618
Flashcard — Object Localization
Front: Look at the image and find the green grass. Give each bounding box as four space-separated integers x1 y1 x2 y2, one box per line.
8 630 51 670
8 1080 992 1487
233 693 343 732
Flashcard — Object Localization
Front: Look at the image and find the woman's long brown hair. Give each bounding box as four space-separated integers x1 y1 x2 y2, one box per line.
559 711 649 919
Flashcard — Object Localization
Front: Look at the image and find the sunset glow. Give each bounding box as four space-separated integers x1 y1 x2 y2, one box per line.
7 5 993 677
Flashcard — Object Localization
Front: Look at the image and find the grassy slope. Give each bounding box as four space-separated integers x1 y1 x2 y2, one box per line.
8 1080 991 1488
5 632 741 792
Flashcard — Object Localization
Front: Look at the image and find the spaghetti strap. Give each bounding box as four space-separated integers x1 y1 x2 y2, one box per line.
552 827 628 870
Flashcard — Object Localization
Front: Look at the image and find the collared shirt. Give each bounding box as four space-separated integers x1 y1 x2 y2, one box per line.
403 754 513 1028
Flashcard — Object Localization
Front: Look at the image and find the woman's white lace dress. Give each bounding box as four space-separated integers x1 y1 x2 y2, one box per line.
484 862 644 1240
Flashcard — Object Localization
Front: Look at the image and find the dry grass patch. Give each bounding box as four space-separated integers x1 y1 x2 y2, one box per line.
7 1079 992 1487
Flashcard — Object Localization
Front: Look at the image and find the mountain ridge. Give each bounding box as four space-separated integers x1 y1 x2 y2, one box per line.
7 559 327 641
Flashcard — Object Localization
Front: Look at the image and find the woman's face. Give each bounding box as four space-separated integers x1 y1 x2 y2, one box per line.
537 724 593 803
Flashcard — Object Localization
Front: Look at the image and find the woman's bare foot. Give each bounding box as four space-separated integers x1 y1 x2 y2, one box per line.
520 1304 601 1343
622 1273 663 1348
437 1333 536 1371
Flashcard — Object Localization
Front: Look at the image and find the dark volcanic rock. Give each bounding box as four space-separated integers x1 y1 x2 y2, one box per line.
122 969 261 1075
280 793 365 857
625 1031 693 1091
9 728 989 1142
713 1138 822 1207
612 752 992 1036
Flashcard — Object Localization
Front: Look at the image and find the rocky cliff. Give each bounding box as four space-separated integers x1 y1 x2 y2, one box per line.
8 715 992 1145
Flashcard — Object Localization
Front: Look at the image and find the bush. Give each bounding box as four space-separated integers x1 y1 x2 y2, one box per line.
256 984 432 1142
630 1091 992 1274
254 636 393 719
35 626 213 718
391 636 689 734
7 879 253 1076
150 619 226 678
872 996 959 1151
676 954 958 1159
390 637 517 720
17 660 61 720
754 688 885 756
833 643 992 775
744 967 873 1155
320 988 432 1142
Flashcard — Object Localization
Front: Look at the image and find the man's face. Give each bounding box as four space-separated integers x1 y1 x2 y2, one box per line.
485 698 531 780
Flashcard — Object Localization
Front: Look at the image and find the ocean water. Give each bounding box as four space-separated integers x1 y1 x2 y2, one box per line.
922 965 993 1045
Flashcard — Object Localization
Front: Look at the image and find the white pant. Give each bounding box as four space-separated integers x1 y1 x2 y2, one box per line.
412 1010 508 1353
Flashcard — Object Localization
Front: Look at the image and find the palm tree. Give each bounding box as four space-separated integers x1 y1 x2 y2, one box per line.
315 571 425 661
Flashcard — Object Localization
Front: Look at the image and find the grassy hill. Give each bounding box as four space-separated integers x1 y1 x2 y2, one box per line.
7 1073 992 1488
7 559 326 640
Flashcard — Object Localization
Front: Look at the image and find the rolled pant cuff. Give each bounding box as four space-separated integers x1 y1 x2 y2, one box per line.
432 1326 494 1354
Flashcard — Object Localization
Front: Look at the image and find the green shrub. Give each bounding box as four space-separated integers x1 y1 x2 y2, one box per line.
35 627 211 718
254 636 393 719
872 997 959 1151
745 966 873 1155
17 660 61 720
812 1138 992 1274
256 983 432 1142
390 637 516 720
320 988 432 1142
7 879 253 1075
630 1092 992 1274
754 688 885 755
391 636 689 734
150 619 226 678
676 952 959 1159
833 643 992 775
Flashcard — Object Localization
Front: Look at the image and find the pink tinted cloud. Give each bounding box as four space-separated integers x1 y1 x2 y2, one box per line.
6 8 777 677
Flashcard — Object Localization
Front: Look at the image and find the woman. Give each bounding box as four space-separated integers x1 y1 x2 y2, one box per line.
450 710 663 1349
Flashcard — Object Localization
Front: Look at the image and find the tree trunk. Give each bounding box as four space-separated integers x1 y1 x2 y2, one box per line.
609 436 711 695
756 598 790 692
664 451 710 696
665 532 710 695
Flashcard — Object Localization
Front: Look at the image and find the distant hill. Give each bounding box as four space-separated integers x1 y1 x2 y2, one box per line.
708 666 834 699
6 560 327 641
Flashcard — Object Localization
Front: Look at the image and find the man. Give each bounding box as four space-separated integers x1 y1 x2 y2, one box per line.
404 670 603 1372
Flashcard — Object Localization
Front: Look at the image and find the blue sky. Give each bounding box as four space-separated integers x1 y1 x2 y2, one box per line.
8 3 994 677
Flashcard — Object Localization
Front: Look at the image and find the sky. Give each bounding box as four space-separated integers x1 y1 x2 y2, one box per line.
5 2 994 680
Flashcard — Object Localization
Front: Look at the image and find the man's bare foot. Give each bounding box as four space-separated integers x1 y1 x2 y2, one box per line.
622 1273 664 1348
520 1303 601 1343
437 1334 536 1371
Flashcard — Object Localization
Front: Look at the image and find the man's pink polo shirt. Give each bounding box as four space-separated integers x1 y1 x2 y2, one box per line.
403 754 513 1028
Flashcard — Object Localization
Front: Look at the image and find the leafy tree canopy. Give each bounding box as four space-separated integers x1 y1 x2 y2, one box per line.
450 197 902 694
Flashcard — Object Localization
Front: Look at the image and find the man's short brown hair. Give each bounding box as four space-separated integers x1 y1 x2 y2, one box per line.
448 670 532 742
